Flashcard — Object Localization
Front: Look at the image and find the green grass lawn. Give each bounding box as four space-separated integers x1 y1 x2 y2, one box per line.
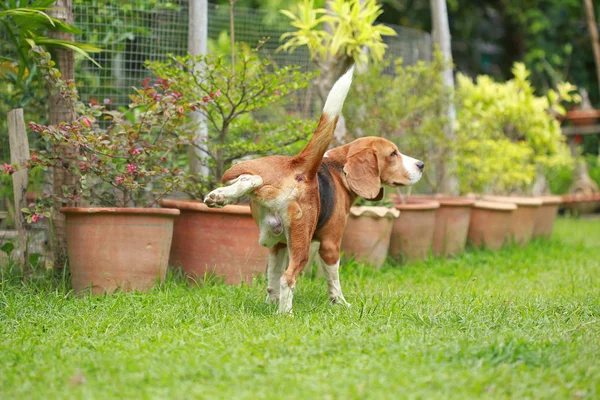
1 217 599 399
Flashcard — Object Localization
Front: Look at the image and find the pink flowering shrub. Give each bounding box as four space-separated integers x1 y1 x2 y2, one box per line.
10 48 218 222
148 48 317 198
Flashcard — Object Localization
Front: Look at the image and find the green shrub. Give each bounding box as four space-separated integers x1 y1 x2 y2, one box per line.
455 63 577 194
345 51 451 192
147 48 317 197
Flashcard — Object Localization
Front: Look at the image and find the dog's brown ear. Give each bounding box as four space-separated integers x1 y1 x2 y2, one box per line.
343 148 382 200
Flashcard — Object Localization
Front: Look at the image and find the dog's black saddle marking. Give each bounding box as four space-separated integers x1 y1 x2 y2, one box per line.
317 162 336 229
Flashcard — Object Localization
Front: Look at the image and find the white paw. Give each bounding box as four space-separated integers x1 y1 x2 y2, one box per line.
265 287 279 304
204 189 227 208
331 296 351 308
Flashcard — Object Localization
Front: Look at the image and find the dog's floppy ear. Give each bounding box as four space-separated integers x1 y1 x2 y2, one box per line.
343 147 382 200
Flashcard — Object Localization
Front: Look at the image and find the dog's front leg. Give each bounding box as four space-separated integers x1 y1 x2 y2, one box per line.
204 174 263 208
319 240 350 307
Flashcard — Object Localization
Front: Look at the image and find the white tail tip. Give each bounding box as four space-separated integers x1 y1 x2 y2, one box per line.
322 66 354 118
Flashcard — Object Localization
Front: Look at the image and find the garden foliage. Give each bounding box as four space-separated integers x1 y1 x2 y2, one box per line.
278 0 396 101
148 47 317 196
455 63 578 194
345 51 451 192
9 48 198 221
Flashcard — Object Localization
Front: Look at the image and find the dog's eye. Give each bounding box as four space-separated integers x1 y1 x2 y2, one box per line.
390 150 398 157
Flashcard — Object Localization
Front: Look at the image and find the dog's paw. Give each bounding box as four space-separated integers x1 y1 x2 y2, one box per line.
265 287 279 304
331 296 351 308
204 189 227 208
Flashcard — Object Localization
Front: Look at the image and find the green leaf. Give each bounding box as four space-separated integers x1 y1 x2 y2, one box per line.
1 241 15 256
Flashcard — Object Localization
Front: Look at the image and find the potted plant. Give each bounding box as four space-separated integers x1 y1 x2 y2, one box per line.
388 195 439 263
341 195 399 269
452 63 578 247
16 48 198 294
150 48 314 283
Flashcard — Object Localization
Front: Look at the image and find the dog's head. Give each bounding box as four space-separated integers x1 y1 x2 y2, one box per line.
342 137 424 201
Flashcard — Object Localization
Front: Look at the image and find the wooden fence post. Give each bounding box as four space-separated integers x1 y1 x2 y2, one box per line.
7 109 30 268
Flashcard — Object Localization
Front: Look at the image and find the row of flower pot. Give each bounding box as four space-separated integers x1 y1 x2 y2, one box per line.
339 195 563 268
561 192 600 215
59 195 563 294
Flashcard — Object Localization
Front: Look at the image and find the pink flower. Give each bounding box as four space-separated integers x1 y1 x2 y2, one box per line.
82 117 91 127
28 122 45 132
163 168 170 174
126 164 137 175
31 213 42 223
115 176 124 185
3 163 15 175
131 148 143 155
214 89 221 97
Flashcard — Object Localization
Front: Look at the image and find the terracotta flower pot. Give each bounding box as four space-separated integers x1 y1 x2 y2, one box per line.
467 201 516 250
562 193 599 215
483 196 542 246
160 199 268 284
60 207 179 294
392 195 474 257
341 206 399 268
533 196 562 238
430 197 474 257
390 199 440 262
565 109 600 126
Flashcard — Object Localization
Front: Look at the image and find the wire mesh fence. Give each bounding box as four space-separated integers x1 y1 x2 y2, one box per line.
0 0 432 163
72 1 431 111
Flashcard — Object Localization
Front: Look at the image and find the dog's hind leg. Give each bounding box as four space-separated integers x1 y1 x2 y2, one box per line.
204 174 263 208
279 209 312 314
266 243 288 304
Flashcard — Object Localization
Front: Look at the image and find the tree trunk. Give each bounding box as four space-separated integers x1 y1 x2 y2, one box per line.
583 0 600 99
188 0 211 177
48 0 77 269
430 0 459 195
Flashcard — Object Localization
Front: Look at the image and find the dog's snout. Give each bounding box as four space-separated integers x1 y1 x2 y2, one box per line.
416 161 425 171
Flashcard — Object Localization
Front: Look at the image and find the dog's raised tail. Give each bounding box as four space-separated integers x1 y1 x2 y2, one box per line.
296 66 354 177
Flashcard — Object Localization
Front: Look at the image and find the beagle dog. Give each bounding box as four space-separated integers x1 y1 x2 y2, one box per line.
204 67 424 313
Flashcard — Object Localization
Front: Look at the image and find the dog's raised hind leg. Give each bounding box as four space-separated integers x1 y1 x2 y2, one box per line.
204 174 263 208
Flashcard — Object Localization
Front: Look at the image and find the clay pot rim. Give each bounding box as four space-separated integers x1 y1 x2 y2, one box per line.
565 109 600 119
394 200 440 211
473 201 517 211
536 195 563 205
406 195 475 207
482 195 542 207
60 207 180 216
349 205 400 219
561 193 599 203
159 199 251 215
